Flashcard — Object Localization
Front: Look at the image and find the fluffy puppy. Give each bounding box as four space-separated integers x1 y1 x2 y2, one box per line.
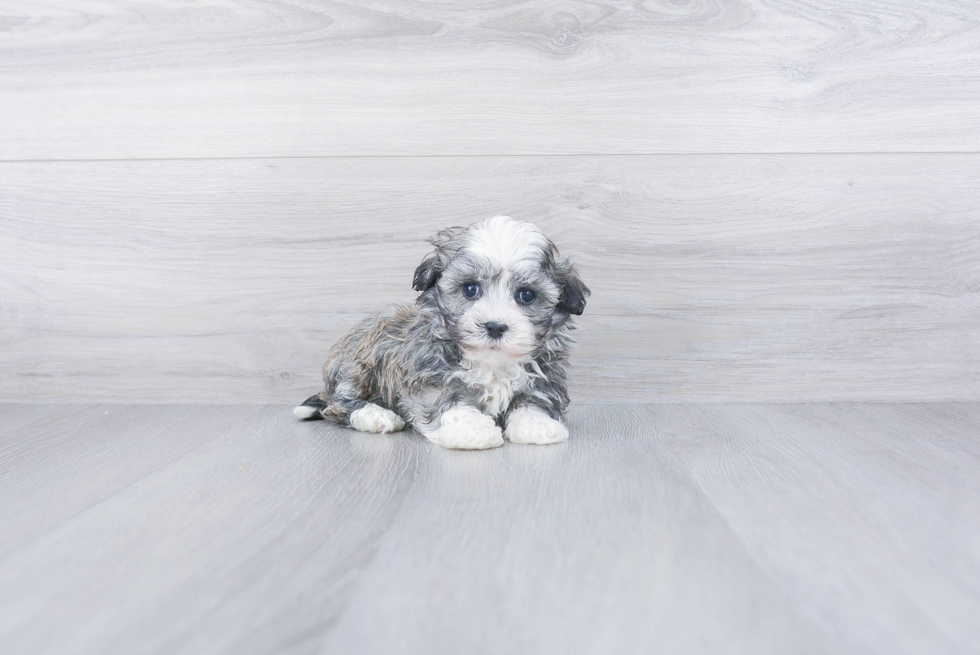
294 215 589 450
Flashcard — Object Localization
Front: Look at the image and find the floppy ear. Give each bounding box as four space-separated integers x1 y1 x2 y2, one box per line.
559 265 590 315
411 225 466 292
412 253 440 292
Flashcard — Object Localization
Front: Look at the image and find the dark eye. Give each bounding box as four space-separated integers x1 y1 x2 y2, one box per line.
462 283 481 299
516 289 536 304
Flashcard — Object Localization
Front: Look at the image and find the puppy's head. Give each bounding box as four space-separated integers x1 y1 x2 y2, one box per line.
413 215 589 360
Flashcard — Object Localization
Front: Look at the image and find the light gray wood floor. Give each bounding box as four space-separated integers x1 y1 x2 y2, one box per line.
1 404 978 654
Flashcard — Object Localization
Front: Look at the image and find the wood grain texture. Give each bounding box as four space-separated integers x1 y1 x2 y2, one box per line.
2 155 977 403
0 406 428 655
1 0 979 159
653 403 980 654
2 404 979 653
0 405 268 558
320 404 830 655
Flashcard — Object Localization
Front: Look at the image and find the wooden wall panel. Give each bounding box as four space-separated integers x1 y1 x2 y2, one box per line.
2 155 977 403
1 0 979 159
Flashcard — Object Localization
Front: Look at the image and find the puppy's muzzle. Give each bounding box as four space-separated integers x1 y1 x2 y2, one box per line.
483 322 508 340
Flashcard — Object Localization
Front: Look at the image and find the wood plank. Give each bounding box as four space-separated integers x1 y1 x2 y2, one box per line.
320 404 831 654
1 0 979 159
0 405 427 654
2 404 978 653
655 403 980 654
0 404 93 441
0 405 267 557
2 154 976 403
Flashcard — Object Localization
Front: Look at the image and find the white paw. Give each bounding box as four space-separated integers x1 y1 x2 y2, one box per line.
504 406 568 445
293 405 320 420
424 406 504 450
350 403 406 434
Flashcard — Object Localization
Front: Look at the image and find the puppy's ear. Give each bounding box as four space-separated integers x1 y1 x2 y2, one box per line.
559 265 590 316
412 254 440 292
412 225 466 292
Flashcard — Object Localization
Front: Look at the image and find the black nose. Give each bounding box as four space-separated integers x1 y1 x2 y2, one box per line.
484 322 508 339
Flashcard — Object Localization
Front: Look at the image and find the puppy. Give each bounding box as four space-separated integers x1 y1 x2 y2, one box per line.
293 215 589 450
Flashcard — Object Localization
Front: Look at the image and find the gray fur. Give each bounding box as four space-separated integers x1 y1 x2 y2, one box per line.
296 216 589 441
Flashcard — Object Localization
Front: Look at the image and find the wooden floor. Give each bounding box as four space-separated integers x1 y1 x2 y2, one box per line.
1 404 978 654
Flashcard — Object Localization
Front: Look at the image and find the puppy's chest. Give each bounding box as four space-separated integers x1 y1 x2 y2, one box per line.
457 358 530 417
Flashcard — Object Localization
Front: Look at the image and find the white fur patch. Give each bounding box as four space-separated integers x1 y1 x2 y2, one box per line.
460 272 539 359
454 353 533 417
350 403 406 434
466 215 548 271
504 406 568 445
293 405 320 420
423 405 504 450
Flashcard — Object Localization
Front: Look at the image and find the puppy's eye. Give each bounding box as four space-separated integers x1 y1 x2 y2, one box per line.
462 283 481 299
516 289 536 304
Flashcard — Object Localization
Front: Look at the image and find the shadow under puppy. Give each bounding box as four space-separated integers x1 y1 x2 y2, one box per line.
294 215 589 450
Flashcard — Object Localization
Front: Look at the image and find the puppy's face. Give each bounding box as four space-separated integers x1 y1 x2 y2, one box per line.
413 216 589 361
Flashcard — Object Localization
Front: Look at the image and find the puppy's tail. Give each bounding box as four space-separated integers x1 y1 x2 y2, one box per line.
293 393 327 420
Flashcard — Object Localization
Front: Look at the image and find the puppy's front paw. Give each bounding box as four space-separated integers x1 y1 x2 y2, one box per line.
350 403 406 434
425 406 504 450
505 406 568 445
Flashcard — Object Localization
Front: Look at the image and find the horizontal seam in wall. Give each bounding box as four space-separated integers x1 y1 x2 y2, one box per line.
2 151 980 164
